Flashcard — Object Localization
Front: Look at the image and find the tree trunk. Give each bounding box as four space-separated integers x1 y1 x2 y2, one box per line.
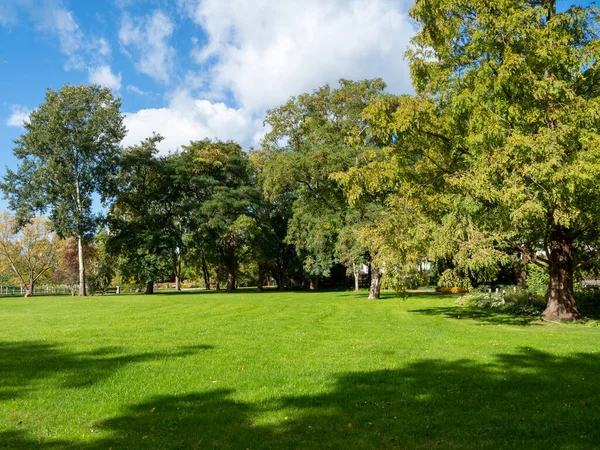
309 277 319 290
77 235 86 297
368 263 381 299
202 255 210 290
515 253 529 290
145 281 154 295
257 264 265 292
226 254 236 293
354 270 360 292
543 228 580 321
24 280 34 297
175 251 182 291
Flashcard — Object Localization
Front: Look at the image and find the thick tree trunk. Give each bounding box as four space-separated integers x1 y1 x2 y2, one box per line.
226 254 236 293
309 277 319 290
145 281 154 295
368 263 381 299
543 228 580 321
77 235 86 296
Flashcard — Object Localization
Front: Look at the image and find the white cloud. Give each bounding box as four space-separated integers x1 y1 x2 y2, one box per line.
181 0 415 112
40 7 86 70
88 65 122 91
122 90 257 153
119 10 175 84
6 105 31 128
126 85 147 95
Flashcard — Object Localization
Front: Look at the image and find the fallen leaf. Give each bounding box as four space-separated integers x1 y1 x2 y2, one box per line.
437 441 444 445
142 435 148 440
240 366 245 370
17 421 22 426
150 408 156 413
389 438 396 442
385 402 394 406
519 418 525 422
284 416 288 420
348 423 352 428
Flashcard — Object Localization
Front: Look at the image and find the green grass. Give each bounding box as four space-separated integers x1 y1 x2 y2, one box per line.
0 289 599 449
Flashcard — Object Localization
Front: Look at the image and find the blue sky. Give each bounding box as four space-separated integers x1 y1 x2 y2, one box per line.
0 0 594 211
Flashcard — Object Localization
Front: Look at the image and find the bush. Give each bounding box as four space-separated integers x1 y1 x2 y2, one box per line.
457 290 544 317
575 288 600 319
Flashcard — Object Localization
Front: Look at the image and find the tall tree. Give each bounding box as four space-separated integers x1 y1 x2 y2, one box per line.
107 135 176 295
181 139 259 292
1 84 126 296
261 79 388 293
364 0 600 319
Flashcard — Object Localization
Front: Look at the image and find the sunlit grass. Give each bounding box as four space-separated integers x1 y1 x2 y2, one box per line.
0 289 599 449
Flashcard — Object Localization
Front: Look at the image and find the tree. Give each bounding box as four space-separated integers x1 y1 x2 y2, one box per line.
365 0 600 319
177 139 259 293
107 135 177 295
0 213 58 297
261 79 388 293
1 84 126 296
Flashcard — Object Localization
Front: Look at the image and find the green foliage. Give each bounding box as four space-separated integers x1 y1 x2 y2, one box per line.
527 264 550 297
1 84 126 296
107 135 176 289
438 269 473 290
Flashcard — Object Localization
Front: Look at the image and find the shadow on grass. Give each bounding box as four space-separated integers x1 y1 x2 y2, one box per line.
0 341 214 402
410 305 541 326
3 349 599 449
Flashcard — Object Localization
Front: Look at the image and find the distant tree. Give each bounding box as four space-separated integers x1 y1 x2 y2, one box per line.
0 213 58 296
180 139 260 292
261 79 388 293
1 84 126 296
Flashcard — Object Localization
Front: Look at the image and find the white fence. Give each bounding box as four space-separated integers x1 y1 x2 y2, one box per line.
0 285 72 297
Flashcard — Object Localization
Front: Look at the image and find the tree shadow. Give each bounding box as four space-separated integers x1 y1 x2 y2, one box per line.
410 305 542 326
0 341 214 402
3 349 599 449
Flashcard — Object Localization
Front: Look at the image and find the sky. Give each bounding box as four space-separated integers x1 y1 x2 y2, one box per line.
0 0 593 211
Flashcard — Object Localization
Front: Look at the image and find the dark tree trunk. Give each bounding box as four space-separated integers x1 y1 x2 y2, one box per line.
309 277 319 290
543 227 580 321
515 253 529 290
226 253 236 293
257 263 265 292
145 281 154 295
368 263 381 299
175 251 182 291
273 262 287 291
201 255 211 290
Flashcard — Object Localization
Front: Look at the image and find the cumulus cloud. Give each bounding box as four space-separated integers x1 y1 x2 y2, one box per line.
122 90 258 153
181 0 415 112
88 65 122 91
6 105 31 128
119 10 176 84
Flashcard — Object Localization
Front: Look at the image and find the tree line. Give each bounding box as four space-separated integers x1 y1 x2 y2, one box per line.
2 0 600 321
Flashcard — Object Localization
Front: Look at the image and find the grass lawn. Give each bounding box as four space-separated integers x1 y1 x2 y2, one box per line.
0 290 599 449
